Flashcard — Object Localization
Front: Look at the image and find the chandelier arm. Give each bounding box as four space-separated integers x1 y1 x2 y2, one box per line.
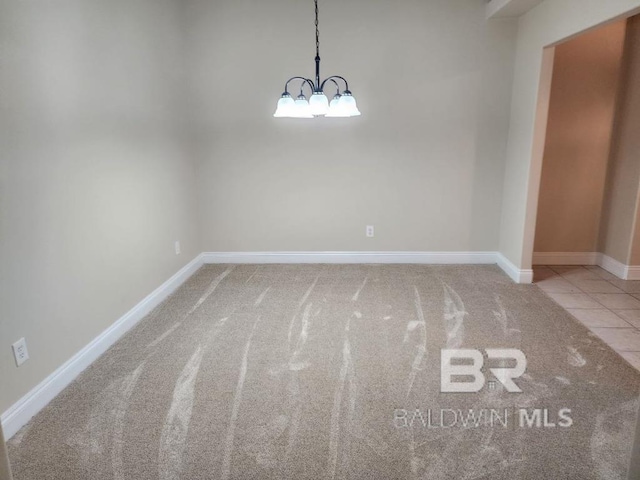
320 75 350 93
284 77 316 95
327 78 341 95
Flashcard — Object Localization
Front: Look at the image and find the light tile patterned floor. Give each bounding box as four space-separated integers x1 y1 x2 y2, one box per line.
535 265 640 371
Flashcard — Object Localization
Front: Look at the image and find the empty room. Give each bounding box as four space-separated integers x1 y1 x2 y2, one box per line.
3 0 640 479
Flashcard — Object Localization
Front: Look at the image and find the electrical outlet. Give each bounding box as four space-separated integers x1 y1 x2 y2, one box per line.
175 241 181 255
366 225 375 238
12 338 29 367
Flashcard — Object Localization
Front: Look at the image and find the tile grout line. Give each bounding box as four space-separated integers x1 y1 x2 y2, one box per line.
543 266 640 325
536 265 640 370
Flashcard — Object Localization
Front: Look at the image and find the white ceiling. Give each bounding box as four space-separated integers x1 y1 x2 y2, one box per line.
486 0 546 18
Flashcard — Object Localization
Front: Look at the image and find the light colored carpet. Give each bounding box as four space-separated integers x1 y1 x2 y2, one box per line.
7 264 640 479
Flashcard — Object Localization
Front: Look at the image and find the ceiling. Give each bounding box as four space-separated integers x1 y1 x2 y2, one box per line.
486 0 546 18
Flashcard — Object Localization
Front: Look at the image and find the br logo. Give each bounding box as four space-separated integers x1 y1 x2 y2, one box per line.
440 349 527 393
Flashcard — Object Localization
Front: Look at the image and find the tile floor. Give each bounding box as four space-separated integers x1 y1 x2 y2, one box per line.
535 265 640 371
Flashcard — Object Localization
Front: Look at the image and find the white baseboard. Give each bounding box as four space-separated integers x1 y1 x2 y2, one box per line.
533 251 640 280
1 254 204 440
532 252 599 266
496 253 533 284
202 251 498 265
203 251 533 284
599 254 640 280
627 267 640 281
598 254 628 279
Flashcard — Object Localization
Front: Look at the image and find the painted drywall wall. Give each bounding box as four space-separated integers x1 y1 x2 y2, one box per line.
498 0 640 269
0 0 200 414
534 21 627 253
189 0 518 252
601 16 640 265
632 195 640 265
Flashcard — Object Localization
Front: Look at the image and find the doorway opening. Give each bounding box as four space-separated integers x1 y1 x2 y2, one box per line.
531 14 640 281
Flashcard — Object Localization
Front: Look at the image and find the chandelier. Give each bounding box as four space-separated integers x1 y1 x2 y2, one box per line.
274 0 361 119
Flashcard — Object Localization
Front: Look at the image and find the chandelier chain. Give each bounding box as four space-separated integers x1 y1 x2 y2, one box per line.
315 0 320 58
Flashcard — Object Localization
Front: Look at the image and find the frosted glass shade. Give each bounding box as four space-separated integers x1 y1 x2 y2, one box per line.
273 94 296 117
338 91 361 117
326 94 349 117
292 95 313 118
309 92 329 116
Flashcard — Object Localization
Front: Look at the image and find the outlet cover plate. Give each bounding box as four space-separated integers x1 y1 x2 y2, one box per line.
12 337 29 367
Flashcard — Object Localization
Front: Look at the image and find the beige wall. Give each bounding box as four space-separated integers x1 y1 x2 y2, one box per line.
632 201 640 265
601 16 640 265
534 21 627 253
0 0 200 414
189 0 518 253
499 0 640 269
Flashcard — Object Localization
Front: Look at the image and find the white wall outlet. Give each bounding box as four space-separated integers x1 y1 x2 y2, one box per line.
12 338 29 367
366 225 375 238
174 241 181 255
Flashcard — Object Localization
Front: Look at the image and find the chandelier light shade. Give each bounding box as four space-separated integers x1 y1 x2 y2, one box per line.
338 91 361 117
309 92 330 116
274 0 361 119
273 94 296 118
293 95 314 118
